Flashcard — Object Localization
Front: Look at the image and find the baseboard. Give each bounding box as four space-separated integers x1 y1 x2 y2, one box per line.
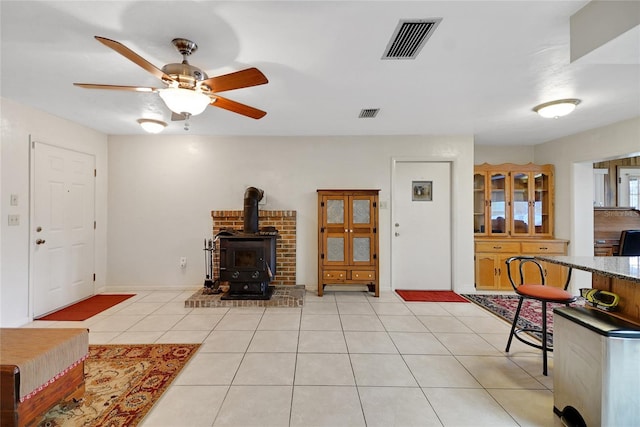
2 316 32 328
103 285 202 293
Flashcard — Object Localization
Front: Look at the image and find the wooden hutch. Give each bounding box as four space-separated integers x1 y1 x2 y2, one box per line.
474 163 569 290
317 189 379 297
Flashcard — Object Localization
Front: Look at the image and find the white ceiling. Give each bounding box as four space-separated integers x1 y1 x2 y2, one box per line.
1 1 639 145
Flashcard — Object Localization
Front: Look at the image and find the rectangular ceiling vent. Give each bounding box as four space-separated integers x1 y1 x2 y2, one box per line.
359 108 380 118
382 18 442 60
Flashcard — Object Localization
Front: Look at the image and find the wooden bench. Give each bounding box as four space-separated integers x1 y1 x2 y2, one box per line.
0 328 88 427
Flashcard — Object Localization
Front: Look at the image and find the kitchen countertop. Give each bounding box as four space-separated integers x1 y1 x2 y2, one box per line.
536 256 640 283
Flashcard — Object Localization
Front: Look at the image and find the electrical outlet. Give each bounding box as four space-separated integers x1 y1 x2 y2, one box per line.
180 257 187 268
8 215 20 226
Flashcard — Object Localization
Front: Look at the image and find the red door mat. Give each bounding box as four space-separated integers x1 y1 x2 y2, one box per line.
36 294 135 321
396 290 469 303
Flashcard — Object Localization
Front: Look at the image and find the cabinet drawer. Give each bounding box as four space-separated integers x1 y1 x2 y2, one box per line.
323 270 347 280
475 242 520 253
351 270 376 281
521 242 566 254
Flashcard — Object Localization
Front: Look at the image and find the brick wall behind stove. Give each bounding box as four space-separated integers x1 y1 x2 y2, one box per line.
211 210 297 286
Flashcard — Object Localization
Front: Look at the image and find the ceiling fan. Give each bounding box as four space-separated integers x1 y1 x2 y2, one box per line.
74 36 268 123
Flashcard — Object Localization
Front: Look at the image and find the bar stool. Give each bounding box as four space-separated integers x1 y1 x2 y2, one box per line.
505 256 575 376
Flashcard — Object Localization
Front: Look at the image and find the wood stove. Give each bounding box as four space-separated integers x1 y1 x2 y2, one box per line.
216 187 278 300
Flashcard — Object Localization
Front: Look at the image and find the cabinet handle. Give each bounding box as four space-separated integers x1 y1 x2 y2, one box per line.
539 247 548 250
493 246 502 249
494 268 498 276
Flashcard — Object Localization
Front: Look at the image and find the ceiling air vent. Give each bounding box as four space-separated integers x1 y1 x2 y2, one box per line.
382 18 442 60
359 108 380 118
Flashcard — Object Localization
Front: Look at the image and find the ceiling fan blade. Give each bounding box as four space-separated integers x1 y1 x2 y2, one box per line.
202 67 268 93
74 83 158 92
95 36 175 83
211 95 267 119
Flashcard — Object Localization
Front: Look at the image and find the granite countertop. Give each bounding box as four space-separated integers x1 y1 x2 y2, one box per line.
536 256 640 283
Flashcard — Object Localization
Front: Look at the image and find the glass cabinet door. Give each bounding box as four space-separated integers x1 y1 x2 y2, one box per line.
474 173 487 234
511 172 531 235
326 198 346 226
350 196 375 264
350 197 374 228
489 172 507 235
326 234 346 263
534 172 551 235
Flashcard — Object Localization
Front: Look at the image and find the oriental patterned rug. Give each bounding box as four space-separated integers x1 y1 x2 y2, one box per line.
462 294 584 346
37 343 199 427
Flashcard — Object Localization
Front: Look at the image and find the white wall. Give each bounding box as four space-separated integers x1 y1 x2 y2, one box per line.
475 144 534 165
1 98 108 327
534 116 640 291
107 134 476 294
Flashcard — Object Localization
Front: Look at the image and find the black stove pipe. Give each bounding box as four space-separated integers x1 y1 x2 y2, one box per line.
243 187 264 234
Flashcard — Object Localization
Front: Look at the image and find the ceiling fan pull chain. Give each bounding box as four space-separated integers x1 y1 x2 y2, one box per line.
183 113 191 131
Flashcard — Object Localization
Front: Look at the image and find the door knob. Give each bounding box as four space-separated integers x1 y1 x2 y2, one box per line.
36 239 46 245
395 223 400 227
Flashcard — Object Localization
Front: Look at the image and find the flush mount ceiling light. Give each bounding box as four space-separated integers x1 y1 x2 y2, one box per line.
532 98 581 118
137 118 167 134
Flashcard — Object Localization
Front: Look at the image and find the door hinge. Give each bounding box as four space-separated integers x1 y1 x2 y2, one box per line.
373 227 377 233
321 253 325 259
321 227 324 233
373 254 377 259
94 169 97 177
321 202 325 207
93 273 96 281
373 201 377 208
619 177 622 183
94 221 96 230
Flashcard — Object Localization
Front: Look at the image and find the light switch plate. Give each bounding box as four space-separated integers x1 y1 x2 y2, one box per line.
10 194 18 206
8 214 20 226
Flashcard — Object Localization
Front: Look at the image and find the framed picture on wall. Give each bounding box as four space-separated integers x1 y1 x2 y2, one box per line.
412 181 432 201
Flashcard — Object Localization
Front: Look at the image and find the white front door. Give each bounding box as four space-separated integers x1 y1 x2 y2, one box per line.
392 161 451 290
33 142 95 317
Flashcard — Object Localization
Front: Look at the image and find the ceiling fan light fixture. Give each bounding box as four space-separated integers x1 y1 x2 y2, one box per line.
533 98 581 118
137 118 167 133
158 87 211 116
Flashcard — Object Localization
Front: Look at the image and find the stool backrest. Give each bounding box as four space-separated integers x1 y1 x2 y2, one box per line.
505 256 545 290
619 230 640 256
505 256 572 291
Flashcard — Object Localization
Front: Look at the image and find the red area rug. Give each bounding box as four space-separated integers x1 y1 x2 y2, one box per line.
396 290 469 302
36 294 135 321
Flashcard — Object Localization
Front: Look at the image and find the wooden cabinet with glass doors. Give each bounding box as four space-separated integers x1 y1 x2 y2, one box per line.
474 163 568 290
474 163 554 237
317 189 379 297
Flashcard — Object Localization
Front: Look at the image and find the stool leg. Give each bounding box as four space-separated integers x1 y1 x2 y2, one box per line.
505 297 524 352
542 301 548 376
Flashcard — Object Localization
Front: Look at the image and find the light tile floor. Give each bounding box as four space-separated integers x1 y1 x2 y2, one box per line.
24 288 564 426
